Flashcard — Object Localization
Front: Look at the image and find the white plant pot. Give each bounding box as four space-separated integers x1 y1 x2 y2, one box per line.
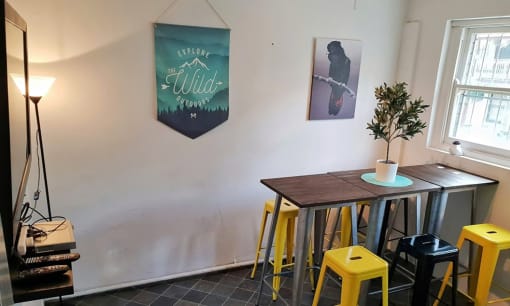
375 160 399 183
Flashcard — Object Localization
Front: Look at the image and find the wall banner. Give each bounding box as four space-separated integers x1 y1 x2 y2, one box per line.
154 23 230 139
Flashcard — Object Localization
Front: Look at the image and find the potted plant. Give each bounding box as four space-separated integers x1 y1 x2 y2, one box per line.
366 82 429 182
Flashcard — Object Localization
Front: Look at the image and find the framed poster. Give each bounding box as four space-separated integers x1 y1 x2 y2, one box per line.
154 23 230 139
309 38 362 120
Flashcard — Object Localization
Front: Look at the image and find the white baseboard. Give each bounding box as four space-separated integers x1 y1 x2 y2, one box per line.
66 259 255 299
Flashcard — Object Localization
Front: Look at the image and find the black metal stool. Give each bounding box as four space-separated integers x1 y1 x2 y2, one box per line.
389 234 459 306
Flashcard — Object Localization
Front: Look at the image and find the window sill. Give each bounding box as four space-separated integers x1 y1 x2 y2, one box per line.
426 146 510 171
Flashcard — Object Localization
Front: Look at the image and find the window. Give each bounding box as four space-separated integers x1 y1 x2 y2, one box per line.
429 17 510 168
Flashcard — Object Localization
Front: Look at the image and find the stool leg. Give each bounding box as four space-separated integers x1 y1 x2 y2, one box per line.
308 240 315 290
287 218 295 265
473 247 499 306
388 242 402 283
311 260 328 306
412 259 434 306
433 261 454 306
451 257 458 306
339 276 361 306
251 210 269 279
340 206 352 247
434 232 466 306
272 216 287 300
381 272 389 306
403 198 409 236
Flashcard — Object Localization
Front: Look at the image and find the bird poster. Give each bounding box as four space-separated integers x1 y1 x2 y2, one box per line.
309 38 362 120
154 23 230 139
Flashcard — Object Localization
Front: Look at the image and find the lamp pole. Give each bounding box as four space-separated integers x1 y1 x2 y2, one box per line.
12 74 55 220
30 96 52 221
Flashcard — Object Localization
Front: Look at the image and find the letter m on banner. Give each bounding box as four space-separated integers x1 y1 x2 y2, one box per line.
154 23 230 139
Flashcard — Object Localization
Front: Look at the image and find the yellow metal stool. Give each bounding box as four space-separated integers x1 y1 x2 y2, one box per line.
434 224 510 306
250 198 314 300
312 245 389 306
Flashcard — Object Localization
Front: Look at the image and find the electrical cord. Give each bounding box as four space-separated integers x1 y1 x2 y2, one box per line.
31 216 67 237
26 130 43 222
22 205 67 240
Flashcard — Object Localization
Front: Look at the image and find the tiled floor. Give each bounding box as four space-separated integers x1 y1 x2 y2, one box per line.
45 264 474 306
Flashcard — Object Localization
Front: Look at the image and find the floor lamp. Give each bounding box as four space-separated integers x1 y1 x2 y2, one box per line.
12 75 56 220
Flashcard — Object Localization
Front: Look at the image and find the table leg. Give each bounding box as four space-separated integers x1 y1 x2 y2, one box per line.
422 191 448 235
468 188 478 298
415 195 422 234
377 200 393 255
350 203 358 245
255 194 282 305
359 198 388 306
313 210 327 282
364 198 388 253
292 208 314 306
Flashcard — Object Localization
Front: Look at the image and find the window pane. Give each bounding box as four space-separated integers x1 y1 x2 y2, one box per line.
463 32 510 88
449 90 510 150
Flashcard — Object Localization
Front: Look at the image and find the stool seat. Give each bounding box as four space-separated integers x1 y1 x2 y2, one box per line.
390 234 458 306
434 223 510 306
251 198 314 301
398 234 459 258
312 245 388 306
461 223 510 247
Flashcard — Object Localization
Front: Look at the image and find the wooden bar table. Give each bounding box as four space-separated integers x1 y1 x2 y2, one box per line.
398 163 499 235
329 168 441 254
256 173 376 306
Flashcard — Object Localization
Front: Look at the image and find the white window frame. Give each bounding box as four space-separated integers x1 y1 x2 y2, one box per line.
428 16 510 169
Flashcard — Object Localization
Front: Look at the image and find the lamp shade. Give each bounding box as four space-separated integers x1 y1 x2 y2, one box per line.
11 74 55 98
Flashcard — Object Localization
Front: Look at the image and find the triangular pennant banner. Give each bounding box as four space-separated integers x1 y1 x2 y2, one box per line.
154 23 230 138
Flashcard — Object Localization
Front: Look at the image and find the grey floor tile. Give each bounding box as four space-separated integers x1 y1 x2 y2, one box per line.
132 290 159 305
211 283 236 297
173 301 200 306
181 289 208 304
173 278 199 289
114 287 143 300
163 285 191 299
220 275 244 287
143 282 171 294
222 298 247 306
229 288 254 302
76 293 127 306
192 279 217 293
201 293 228 305
238 279 259 291
151 295 178 306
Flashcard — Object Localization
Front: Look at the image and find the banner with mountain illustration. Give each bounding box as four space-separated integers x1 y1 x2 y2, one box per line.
154 23 230 139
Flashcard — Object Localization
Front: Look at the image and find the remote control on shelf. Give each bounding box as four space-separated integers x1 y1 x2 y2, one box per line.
24 253 80 266
13 265 70 282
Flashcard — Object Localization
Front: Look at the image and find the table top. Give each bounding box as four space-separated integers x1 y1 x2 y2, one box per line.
398 163 499 190
261 173 376 208
329 168 441 198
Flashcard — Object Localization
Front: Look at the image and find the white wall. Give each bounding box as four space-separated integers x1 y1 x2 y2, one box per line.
402 0 510 301
9 0 408 293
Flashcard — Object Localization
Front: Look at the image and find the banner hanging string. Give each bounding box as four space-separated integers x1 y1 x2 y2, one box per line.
155 0 230 29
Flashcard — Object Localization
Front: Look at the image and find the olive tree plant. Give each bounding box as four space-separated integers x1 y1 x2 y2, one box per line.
366 82 429 163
